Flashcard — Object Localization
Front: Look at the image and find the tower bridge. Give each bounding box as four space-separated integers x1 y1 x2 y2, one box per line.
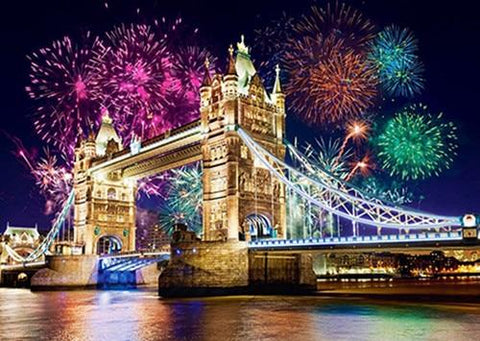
3 37 479 293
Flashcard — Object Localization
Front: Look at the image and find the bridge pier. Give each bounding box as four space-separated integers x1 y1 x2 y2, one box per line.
30 254 164 290
158 239 316 297
31 255 99 290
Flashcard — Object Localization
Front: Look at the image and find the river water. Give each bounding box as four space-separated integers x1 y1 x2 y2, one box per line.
1 288 480 341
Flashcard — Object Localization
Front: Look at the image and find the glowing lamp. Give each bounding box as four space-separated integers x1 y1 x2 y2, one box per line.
462 214 477 228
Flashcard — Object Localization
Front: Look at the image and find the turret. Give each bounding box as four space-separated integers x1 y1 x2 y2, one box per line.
84 130 96 159
271 65 286 140
223 45 239 125
199 58 212 109
223 45 238 98
271 64 285 114
74 135 84 163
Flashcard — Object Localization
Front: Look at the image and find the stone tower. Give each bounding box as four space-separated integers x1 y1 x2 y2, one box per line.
200 37 287 241
73 112 136 255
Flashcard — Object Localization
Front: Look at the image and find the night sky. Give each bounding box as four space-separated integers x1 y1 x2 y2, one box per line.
0 0 479 232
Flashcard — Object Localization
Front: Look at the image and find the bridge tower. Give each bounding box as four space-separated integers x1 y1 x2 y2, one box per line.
73 111 136 255
200 37 287 241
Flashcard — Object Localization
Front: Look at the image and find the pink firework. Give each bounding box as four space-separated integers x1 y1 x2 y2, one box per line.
26 33 103 158
17 145 72 214
93 24 181 141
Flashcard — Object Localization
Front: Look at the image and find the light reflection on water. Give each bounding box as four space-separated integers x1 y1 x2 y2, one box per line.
1 288 480 341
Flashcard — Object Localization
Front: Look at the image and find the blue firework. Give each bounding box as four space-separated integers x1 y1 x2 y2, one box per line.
369 25 424 97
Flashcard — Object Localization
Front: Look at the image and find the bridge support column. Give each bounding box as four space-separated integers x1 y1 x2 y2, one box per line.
31 255 99 290
248 251 317 293
158 231 316 297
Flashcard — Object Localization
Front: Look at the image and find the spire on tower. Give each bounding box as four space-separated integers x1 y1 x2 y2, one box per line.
201 57 212 87
226 44 236 75
273 64 283 94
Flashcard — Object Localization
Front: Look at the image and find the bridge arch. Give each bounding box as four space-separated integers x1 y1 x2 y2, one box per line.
96 235 123 255
244 213 275 240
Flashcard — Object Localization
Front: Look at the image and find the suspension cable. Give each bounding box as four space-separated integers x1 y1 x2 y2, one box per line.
238 128 459 230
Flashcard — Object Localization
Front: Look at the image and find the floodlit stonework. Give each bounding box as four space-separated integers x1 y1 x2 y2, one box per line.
72 37 287 255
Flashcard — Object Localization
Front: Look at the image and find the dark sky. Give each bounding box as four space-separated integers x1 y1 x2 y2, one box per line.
0 0 479 232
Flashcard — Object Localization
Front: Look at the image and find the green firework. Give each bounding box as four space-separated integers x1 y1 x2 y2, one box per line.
158 163 203 236
303 138 352 180
375 104 457 180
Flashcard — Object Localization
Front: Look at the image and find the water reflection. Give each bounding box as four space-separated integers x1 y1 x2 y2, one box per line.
1 289 480 341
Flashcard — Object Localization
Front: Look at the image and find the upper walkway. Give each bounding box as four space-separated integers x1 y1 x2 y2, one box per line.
248 230 480 252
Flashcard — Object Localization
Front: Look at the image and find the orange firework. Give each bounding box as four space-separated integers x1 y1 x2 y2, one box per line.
310 51 378 124
346 120 369 143
296 2 377 53
284 2 378 126
346 154 372 181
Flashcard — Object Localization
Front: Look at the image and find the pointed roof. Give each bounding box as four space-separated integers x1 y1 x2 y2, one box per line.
4 225 40 240
273 64 283 94
225 45 236 75
201 58 212 87
86 128 96 142
95 109 122 156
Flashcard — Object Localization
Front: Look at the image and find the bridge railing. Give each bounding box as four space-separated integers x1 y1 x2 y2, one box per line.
249 230 466 249
99 246 171 259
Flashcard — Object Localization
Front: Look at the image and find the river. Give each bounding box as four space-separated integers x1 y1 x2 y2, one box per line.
1 288 480 340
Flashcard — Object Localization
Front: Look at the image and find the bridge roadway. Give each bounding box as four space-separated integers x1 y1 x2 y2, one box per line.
99 250 170 272
0 261 46 272
248 230 480 253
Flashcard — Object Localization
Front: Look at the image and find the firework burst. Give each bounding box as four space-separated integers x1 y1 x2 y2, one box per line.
253 11 296 86
283 2 378 126
297 3 377 52
285 34 378 126
93 23 214 143
369 25 424 97
93 24 177 141
17 146 72 214
309 50 378 124
158 163 203 236
26 33 103 157
303 138 352 180
375 104 457 180
361 177 414 206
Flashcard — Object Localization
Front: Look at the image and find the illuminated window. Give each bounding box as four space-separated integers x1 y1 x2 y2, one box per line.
107 188 116 200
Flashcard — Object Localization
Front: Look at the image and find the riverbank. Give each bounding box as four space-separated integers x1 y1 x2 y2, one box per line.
317 279 480 303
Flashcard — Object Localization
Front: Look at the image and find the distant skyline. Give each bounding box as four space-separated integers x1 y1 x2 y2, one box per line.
1 0 479 231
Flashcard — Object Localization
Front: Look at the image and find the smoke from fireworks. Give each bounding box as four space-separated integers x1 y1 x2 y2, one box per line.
368 25 424 97
375 104 458 180
26 33 103 158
